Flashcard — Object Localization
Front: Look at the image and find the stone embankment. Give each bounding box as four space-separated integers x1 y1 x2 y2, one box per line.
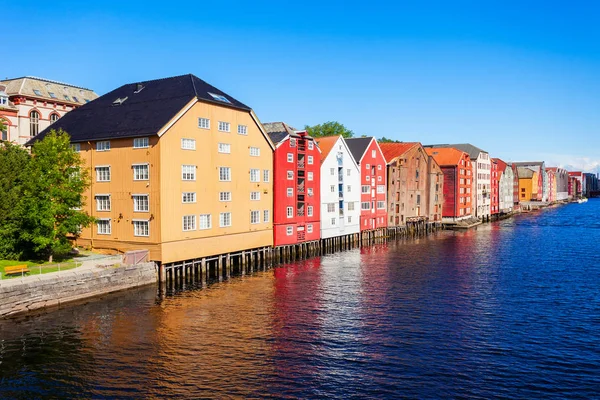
0 261 157 318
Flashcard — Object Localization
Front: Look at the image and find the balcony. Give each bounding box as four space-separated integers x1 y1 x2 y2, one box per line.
297 207 305 217
339 191 344 200
297 160 305 169
297 184 305 194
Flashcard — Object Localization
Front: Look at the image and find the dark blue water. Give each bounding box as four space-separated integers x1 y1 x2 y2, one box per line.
1 202 599 399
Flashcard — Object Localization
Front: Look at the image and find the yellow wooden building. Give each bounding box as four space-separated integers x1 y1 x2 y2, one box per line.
31 74 274 263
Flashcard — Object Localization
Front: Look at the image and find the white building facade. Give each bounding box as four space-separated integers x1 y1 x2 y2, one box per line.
318 136 361 239
0 77 98 145
499 165 514 213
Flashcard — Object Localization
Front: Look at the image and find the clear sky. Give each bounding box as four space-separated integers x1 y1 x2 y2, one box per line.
6 1 600 171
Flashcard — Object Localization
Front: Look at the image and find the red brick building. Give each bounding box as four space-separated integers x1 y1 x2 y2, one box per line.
263 122 321 246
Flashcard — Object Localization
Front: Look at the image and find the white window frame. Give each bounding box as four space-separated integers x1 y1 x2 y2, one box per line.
287 188 293 197
96 141 110 151
307 172 313 181
182 165 196 181
218 121 231 132
133 137 149 149
250 147 260 156
307 205 313 217
133 163 149 181
198 117 210 129
286 226 293 236
133 194 149 212
219 191 231 202
327 203 335 213
307 155 313 165
238 125 248 135
250 169 260 182
250 210 260 224
95 194 111 211
250 191 260 200
263 210 270 222
199 214 212 230
182 192 196 203
308 141 314 150
182 215 196 231
95 166 111 182
307 224 313 233
181 138 196 150
133 220 149 237
286 206 294 218
218 143 231 154
219 167 231 181
97 218 111 235
219 212 232 227
287 153 294 163
263 170 270 182
287 171 293 180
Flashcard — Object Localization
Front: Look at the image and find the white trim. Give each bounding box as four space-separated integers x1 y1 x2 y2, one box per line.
157 98 198 137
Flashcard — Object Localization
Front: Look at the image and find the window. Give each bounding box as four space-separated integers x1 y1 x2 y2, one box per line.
133 137 149 148
377 176 382 182
348 216 352 223
362 185 370 193
327 203 335 212
48 92 57 99
416 170 420 179
307 188 313 196
290 138 296 147
348 202 355 211
182 192 196 203
133 164 149 180
263 210 270 222
50 114 59 124
308 156 313 165
287 153 294 163
366 176 370 181
378 164 382 170
330 185 335 193
218 121 230 132
331 218 336 225
30 111 40 136
182 165 196 180
33 89 42 96
198 117 210 129
219 212 232 227
307 206 313 216
287 188 293 197
307 172 313 181
287 206 294 218
287 171 294 180
361 202 370 210
238 125 248 135
250 210 260 224
64 95 71 101
219 167 231 181
347 185 351 192
250 147 260 156
95 195 111 211
96 166 110 182
218 143 231 153
377 201 385 209
219 191 231 201
286 226 293 236
208 92 231 103
183 215 196 231
71 143 81 152
377 185 385 193
97 219 111 235
308 141 314 150
250 191 260 200
330 168 335 175
366 164 370 170
199 214 212 229
181 138 196 150
133 194 149 212
250 169 260 182
96 141 110 151
133 220 149 237
347 169 351 176
372 150 376 158
263 170 270 182
307 224 313 233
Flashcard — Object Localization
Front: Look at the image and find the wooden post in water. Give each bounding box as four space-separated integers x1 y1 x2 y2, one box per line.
201 258 207 287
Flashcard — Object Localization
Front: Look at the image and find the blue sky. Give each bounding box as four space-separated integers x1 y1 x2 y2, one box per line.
6 1 600 171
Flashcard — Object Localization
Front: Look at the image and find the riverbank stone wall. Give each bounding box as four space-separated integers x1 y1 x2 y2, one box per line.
0 262 157 318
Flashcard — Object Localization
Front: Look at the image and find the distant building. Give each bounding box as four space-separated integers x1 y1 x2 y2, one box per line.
491 159 499 215
381 142 443 226
263 122 321 247
316 136 361 240
546 168 556 202
583 173 599 195
425 144 491 220
547 167 569 201
0 76 99 145
568 171 584 198
28 74 274 263
493 158 514 213
345 137 388 232
513 162 546 201
425 147 472 223
516 166 541 202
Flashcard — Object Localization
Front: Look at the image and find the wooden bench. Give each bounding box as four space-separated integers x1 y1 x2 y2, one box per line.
4 265 30 276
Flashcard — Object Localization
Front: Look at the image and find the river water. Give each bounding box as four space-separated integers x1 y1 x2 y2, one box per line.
1 202 600 399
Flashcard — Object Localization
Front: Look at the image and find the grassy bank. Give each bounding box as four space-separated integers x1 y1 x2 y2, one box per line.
0 259 80 279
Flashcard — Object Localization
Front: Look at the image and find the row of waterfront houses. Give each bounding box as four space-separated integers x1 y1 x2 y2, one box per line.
1 74 598 266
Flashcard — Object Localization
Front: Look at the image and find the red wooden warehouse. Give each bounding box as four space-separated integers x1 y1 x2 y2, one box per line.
345 137 388 232
263 122 321 246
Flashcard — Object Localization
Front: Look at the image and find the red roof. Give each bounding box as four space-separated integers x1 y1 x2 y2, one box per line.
315 136 340 163
492 158 508 173
569 171 583 177
424 147 467 166
379 142 419 163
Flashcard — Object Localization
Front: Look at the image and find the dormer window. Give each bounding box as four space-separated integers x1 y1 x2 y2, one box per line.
0 95 7 106
48 92 57 99
33 89 42 96
208 92 232 104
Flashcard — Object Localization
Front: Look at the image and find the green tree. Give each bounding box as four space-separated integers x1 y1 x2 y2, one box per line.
0 142 31 259
17 130 93 261
304 121 354 138
379 136 399 143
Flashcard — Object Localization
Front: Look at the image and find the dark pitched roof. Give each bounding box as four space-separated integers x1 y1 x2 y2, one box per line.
262 122 297 144
27 74 251 145
345 137 373 163
424 143 487 159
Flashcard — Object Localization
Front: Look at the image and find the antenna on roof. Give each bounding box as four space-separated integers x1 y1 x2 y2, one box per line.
134 83 144 93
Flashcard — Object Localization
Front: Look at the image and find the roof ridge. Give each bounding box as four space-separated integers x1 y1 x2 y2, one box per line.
1 76 94 91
